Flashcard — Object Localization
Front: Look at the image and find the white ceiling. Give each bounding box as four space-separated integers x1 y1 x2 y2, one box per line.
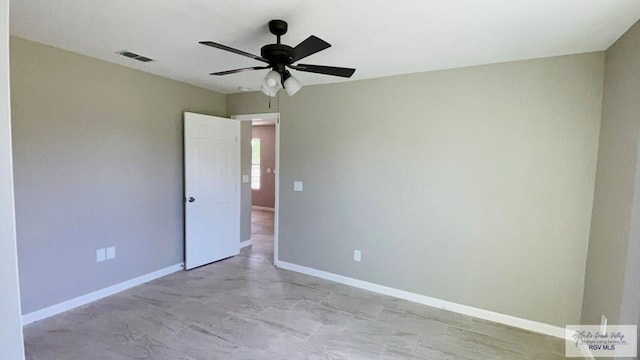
10 0 640 94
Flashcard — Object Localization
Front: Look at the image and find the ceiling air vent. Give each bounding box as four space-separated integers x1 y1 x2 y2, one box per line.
117 50 155 63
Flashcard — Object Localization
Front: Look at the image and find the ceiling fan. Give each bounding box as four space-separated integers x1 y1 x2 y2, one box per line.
200 19 356 96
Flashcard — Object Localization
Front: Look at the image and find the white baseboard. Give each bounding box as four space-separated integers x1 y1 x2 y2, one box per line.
252 205 274 212
276 261 567 339
22 263 184 325
240 239 252 248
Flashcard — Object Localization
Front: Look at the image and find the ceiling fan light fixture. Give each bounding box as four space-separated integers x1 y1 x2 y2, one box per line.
283 74 302 96
261 70 281 97
261 83 278 97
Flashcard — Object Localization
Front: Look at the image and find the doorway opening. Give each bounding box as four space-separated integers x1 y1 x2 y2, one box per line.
232 113 279 266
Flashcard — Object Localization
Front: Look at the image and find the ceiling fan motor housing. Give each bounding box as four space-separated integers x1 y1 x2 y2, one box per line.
261 44 294 71
263 19 294 75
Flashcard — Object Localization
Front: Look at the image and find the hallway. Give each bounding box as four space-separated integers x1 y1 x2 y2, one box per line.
248 208 275 264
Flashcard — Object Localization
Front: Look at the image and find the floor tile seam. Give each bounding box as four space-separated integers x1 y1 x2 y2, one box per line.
341 325 421 355
318 301 378 320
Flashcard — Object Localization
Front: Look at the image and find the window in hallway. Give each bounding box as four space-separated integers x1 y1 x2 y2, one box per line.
251 138 260 190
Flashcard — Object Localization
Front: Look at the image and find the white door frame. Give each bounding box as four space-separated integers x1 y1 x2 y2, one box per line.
231 112 280 266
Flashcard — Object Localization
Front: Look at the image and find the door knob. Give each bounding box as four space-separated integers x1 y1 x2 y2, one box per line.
188 197 195 203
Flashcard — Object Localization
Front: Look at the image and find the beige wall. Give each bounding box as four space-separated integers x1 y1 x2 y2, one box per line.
0 1 25 358
582 20 640 329
229 52 605 327
252 125 275 208
11 37 227 313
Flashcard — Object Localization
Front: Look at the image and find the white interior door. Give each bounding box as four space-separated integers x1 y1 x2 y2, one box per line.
184 112 240 270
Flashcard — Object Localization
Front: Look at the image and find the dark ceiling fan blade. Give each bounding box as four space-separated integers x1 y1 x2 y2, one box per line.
200 41 269 64
289 64 356 78
210 66 271 76
291 36 331 62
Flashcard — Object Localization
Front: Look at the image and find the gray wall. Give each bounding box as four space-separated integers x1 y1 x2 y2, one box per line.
228 52 605 327
240 121 252 241
0 1 25 358
582 20 640 330
252 125 275 208
11 37 227 314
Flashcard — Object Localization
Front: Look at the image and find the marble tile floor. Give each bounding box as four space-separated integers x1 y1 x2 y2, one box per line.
24 209 578 359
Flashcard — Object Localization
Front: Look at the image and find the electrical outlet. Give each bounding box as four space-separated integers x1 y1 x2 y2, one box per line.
96 248 106 262
294 181 303 192
354 250 361 262
242 174 249 183
106 246 116 260
601 314 607 333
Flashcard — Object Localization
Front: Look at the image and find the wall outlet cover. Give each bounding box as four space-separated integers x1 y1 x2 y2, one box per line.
242 174 249 183
106 247 116 260
294 181 303 192
354 250 362 262
96 248 106 262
